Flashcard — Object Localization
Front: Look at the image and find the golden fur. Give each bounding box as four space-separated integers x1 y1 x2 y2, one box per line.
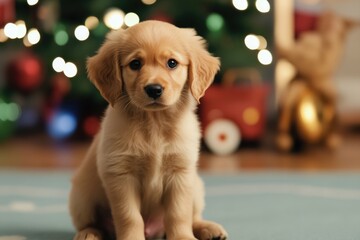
69 20 227 240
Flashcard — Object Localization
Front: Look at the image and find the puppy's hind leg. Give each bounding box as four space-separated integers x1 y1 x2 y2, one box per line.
192 176 228 240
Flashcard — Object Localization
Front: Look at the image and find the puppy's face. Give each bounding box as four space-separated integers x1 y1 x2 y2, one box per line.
120 35 189 110
87 20 220 110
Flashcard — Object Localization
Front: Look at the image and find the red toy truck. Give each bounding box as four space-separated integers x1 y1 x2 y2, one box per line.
200 84 269 155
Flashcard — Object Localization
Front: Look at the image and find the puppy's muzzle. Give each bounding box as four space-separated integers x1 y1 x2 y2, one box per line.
144 84 163 100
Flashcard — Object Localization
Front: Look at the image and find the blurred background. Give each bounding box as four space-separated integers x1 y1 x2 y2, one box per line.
0 0 359 168
1 0 360 239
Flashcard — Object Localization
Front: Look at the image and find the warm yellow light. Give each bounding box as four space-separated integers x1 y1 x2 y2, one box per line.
27 28 40 45
74 25 89 41
23 36 31 47
104 8 124 30
258 49 272 65
124 12 140 27
255 0 271 13
299 100 317 123
142 0 156 5
257 35 267 49
85 16 99 30
15 20 27 39
64 62 77 78
243 107 260 126
0 29 8 42
232 0 248 10
4 23 17 39
27 0 39 6
52 57 66 73
244 34 260 50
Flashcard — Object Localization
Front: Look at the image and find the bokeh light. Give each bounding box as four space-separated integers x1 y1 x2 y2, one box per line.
232 0 248 11
0 29 8 42
27 0 39 6
15 20 27 39
54 30 69 46
4 23 17 39
258 49 273 65
74 25 90 41
47 111 77 140
27 28 40 45
206 13 224 32
63 62 77 78
104 8 124 30
0 101 21 122
52 57 66 73
244 34 260 50
142 0 156 5
85 16 99 30
124 12 140 27
255 0 271 13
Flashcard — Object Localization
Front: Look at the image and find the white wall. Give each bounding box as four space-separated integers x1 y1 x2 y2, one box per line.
324 1 360 117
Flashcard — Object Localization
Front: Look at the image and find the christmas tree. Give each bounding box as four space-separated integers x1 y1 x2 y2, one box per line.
0 0 273 140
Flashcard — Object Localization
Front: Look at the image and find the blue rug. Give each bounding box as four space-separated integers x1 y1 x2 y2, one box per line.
0 170 360 240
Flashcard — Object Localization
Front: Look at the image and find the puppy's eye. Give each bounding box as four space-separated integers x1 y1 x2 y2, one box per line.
129 59 142 70
167 59 178 69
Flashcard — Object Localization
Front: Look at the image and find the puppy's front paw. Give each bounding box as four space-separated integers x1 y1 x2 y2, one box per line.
73 228 103 240
193 221 228 240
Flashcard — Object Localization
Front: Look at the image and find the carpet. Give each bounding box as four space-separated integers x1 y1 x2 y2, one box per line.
0 170 360 240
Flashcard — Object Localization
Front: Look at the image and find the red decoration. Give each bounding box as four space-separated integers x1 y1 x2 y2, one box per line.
6 52 44 93
294 11 319 39
51 73 70 105
0 0 15 27
83 116 100 137
149 12 173 23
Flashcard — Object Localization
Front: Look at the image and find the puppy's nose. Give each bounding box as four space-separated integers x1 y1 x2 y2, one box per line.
144 84 163 100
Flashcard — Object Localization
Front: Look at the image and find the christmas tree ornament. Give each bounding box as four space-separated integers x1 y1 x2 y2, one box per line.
6 52 44 93
0 0 15 27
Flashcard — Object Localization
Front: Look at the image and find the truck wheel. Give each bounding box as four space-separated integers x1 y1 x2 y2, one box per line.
204 119 241 155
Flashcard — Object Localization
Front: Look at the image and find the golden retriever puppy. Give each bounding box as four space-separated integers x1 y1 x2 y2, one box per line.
69 20 227 240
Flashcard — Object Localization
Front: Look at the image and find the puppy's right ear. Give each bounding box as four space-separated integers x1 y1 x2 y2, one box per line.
87 31 123 106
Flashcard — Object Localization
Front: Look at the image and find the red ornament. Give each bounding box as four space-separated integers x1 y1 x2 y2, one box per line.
51 73 71 105
0 0 15 27
6 52 44 93
149 12 173 23
83 116 100 137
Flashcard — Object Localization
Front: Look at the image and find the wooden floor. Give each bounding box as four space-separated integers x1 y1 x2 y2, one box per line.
1 132 360 172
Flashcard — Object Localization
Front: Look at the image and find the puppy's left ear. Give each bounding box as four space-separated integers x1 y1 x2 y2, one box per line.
185 29 220 103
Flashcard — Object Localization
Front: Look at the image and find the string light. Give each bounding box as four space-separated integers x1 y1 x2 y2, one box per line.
4 23 17 39
142 0 156 5
104 8 124 30
15 20 27 39
245 34 267 50
244 34 260 50
258 49 272 65
52 57 66 73
233 0 248 11
206 13 224 32
124 12 140 27
255 0 271 13
85 16 99 30
54 30 68 46
74 25 90 41
27 0 39 6
63 62 77 78
0 29 8 42
0 101 21 122
27 28 41 45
